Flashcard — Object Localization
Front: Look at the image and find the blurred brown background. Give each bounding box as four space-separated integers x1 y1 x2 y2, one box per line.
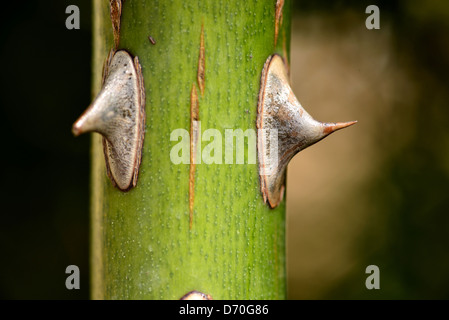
0 1 448 299
287 1 449 299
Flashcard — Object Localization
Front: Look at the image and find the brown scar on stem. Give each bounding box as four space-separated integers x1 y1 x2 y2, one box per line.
274 0 284 46
148 35 156 45
110 0 122 49
180 290 213 300
197 24 206 96
189 84 199 229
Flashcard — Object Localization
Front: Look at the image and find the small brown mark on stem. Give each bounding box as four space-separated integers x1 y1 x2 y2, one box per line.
197 24 206 96
189 84 200 229
109 0 122 49
274 0 284 46
180 290 212 300
148 35 156 45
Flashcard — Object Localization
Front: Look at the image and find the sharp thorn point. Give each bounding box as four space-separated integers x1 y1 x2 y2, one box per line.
323 120 357 134
72 121 83 137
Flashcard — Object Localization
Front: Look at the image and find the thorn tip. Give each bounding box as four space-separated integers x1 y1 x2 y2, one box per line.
72 124 81 136
71 117 86 137
323 120 357 134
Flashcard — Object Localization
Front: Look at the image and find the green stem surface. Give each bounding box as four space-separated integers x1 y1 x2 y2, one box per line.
91 0 290 300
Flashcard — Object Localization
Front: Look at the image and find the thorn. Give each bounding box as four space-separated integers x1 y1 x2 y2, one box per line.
257 54 356 208
72 50 146 191
180 290 213 300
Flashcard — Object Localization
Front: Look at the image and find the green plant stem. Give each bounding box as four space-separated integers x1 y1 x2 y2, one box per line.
91 0 290 299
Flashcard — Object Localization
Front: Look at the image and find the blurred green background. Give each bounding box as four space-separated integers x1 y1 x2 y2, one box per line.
0 0 448 299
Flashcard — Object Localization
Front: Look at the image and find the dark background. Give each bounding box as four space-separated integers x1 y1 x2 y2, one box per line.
0 0 448 299
0 0 91 299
